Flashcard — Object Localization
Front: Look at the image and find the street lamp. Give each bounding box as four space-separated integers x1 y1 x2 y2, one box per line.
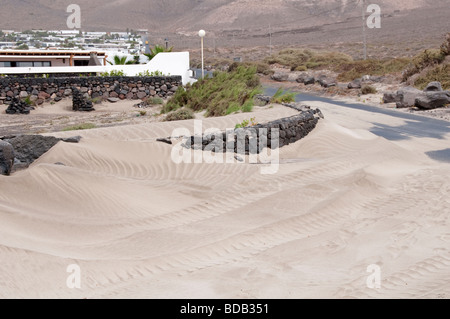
199 29 206 79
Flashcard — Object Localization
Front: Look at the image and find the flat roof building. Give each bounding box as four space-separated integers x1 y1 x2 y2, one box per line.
0 50 107 67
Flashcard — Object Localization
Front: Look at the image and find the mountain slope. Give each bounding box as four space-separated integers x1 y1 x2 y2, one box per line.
0 0 447 32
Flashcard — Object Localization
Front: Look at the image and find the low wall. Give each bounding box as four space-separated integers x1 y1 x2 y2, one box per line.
183 104 323 154
0 76 182 105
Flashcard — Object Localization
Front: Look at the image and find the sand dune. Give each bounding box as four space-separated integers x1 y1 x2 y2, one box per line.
0 102 449 299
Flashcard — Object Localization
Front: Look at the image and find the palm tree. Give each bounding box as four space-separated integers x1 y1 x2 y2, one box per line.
144 45 173 61
107 55 134 65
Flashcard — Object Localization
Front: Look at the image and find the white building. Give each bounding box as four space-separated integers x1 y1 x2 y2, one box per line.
0 52 195 85
0 50 108 67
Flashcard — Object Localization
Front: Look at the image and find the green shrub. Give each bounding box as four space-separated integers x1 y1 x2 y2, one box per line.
295 65 308 72
62 123 97 131
403 49 446 82
361 85 377 95
147 97 164 105
163 87 188 113
265 49 353 71
229 61 274 76
23 95 33 105
402 35 449 82
137 70 166 77
164 66 262 117
337 58 411 82
90 97 102 104
165 108 195 122
226 102 241 115
270 88 296 103
235 117 258 129
100 70 125 77
242 100 254 113
414 63 450 90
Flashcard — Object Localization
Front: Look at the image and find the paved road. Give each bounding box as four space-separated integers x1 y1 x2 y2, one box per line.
264 86 450 162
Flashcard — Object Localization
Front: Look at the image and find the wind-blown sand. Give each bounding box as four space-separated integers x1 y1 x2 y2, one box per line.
1 101 449 299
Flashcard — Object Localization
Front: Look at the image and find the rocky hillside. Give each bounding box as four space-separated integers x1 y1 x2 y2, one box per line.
1 0 447 32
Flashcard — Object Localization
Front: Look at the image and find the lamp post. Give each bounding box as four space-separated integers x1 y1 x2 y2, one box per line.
199 29 206 79
362 0 367 60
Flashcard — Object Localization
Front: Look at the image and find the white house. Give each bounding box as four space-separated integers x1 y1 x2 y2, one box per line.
0 50 108 67
0 51 195 85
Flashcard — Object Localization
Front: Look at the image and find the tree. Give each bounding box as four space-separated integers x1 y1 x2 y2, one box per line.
16 44 29 50
144 45 173 61
107 55 134 65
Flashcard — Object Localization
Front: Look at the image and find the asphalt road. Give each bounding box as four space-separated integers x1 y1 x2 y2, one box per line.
264 87 450 162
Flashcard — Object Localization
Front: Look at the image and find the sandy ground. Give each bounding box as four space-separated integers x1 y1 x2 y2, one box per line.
0 96 450 299
0 99 165 137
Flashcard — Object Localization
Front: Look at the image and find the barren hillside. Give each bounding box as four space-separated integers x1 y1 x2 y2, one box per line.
0 0 448 58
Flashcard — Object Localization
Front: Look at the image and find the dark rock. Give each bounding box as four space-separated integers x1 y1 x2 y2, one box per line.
107 97 120 103
0 140 14 176
296 73 309 84
137 92 147 99
317 77 336 88
157 138 172 145
62 136 82 143
5 97 34 115
72 88 95 112
424 81 443 92
254 95 271 106
303 77 315 85
415 91 450 109
38 92 51 100
383 92 402 103
271 73 289 82
396 87 425 108
348 79 362 89
2 135 60 168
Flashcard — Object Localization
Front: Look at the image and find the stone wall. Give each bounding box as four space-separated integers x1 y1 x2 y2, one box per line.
0 76 182 106
183 103 323 154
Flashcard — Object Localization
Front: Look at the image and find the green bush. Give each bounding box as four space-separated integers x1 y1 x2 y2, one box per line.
242 100 254 113
265 49 353 71
235 117 258 129
90 97 102 104
228 61 274 76
270 88 296 103
100 70 125 77
414 63 450 90
165 108 195 122
337 58 411 82
361 85 377 95
137 70 166 77
403 48 447 81
164 66 262 117
147 97 164 105
62 123 97 131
